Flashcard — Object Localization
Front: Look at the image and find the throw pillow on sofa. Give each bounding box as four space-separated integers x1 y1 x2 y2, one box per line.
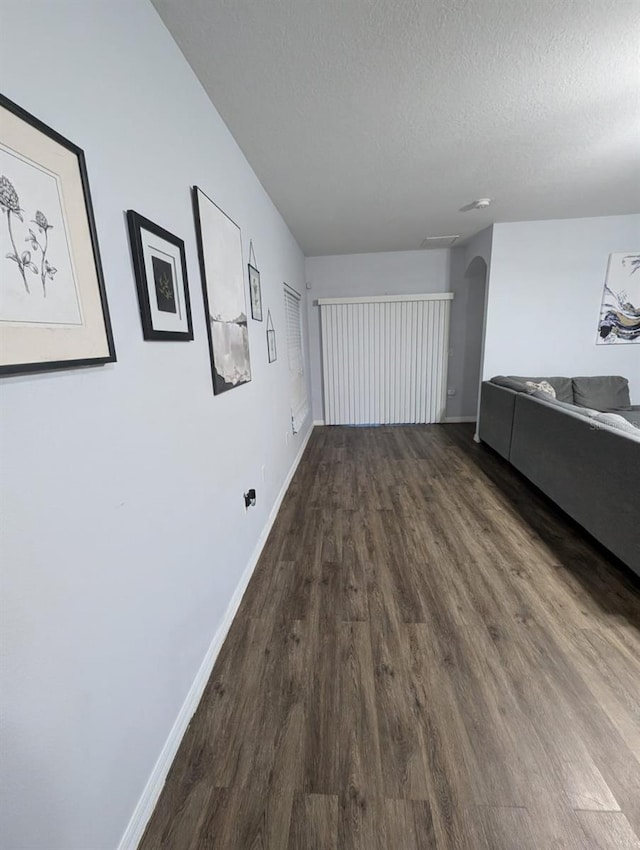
572 376 631 411
525 380 556 398
508 376 573 403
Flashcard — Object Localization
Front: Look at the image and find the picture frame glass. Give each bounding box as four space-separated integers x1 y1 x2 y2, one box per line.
140 227 188 334
0 155 83 326
249 263 263 321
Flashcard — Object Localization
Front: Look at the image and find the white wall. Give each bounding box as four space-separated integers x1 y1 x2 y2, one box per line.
0 2 311 849
305 249 470 421
483 215 640 399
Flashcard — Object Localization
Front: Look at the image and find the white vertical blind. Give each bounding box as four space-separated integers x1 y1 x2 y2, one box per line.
284 284 309 433
319 293 452 425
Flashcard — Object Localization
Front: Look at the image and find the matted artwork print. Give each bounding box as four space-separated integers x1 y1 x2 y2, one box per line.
192 187 251 393
597 253 640 344
0 94 115 374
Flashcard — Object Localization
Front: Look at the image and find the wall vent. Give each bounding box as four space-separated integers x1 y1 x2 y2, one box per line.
420 235 459 249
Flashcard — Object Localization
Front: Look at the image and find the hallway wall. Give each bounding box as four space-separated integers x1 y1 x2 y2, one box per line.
0 2 311 848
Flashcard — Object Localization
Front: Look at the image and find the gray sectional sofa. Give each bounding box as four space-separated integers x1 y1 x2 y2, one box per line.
478 375 640 576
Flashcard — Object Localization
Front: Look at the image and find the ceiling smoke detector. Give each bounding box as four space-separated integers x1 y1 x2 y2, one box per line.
460 198 493 212
420 235 460 249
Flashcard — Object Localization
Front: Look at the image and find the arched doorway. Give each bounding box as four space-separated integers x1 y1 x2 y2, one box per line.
462 255 488 420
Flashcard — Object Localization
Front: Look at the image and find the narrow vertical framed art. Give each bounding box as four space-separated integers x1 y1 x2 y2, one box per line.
248 239 263 321
266 309 277 362
192 186 251 394
248 263 263 321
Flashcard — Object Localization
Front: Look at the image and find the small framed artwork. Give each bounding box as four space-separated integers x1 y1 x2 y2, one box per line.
0 93 115 375
126 210 193 341
248 262 263 321
266 310 277 362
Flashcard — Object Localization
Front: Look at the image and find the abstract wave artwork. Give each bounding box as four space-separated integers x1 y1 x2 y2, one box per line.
597 253 640 345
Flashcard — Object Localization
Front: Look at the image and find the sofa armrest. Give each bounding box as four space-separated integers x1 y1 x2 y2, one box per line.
478 381 517 460
510 393 640 574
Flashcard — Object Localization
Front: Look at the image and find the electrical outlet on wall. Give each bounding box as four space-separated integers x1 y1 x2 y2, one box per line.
447 388 457 397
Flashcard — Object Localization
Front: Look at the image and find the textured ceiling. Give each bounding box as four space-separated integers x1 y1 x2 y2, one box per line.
152 0 640 255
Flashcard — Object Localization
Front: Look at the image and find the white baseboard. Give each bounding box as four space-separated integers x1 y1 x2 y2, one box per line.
316 418 474 426
117 422 315 850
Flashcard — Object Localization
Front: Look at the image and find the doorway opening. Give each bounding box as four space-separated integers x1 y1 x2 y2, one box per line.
462 255 488 420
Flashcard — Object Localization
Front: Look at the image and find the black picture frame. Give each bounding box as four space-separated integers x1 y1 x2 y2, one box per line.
0 93 116 376
248 262 263 321
266 309 277 362
126 210 193 341
192 186 252 395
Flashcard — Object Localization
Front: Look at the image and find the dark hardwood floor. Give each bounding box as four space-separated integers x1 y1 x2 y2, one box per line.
139 424 640 849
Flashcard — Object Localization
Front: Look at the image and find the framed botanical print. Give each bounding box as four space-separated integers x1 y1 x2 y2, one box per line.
126 210 193 341
248 262 263 321
0 93 115 375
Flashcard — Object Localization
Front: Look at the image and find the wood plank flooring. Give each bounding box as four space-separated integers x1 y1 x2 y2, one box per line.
139 424 640 849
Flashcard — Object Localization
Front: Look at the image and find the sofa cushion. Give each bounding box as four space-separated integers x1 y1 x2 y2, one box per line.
592 412 640 439
508 376 573 403
490 375 528 392
572 376 631 411
617 409 640 428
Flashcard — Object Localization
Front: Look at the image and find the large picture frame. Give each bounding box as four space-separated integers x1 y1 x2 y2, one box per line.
192 186 251 394
126 210 193 341
0 93 115 375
